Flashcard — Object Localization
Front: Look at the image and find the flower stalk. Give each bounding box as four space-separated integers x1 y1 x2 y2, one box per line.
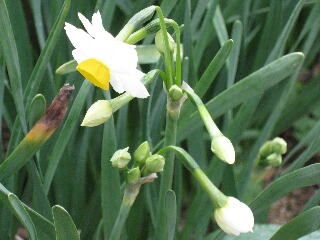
158 146 254 236
183 88 235 164
109 174 158 240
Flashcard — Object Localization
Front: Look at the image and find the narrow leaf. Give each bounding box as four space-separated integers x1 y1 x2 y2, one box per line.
8 194 37 240
0 0 27 133
0 183 55 240
165 190 176 240
52 205 80 240
178 52 304 141
250 164 320 218
270 207 320 240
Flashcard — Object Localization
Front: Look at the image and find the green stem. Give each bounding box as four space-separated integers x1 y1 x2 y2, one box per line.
193 169 228 208
109 184 141 240
183 88 222 138
158 145 228 208
156 98 180 239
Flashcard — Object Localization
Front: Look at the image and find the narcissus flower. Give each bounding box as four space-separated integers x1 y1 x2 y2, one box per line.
214 197 254 236
64 11 149 98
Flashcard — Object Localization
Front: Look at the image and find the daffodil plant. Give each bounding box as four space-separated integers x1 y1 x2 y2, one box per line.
2 1 320 240
60 5 251 239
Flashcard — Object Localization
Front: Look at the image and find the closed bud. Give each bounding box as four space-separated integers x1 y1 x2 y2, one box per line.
110 147 131 170
169 85 184 101
126 167 141 184
144 154 165 174
211 135 235 164
257 137 287 167
155 30 175 55
81 100 113 127
273 137 287 155
214 197 254 236
266 153 282 167
134 141 151 166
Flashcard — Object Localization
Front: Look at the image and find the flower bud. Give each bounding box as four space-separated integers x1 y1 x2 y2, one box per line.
81 100 113 127
126 167 141 184
169 85 184 101
110 147 131 170
214 197 254 236
257 137 287 167
134 141 151 166
155 30 175 55
211 135 235 164
266 153 282 167
273 137 287 155
144 154 165 174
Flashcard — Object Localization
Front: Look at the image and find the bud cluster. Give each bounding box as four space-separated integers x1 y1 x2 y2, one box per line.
110 141 165 184
257 137 287 167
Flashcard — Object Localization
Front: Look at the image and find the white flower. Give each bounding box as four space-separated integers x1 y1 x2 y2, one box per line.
214 197 254 236
64 11 149 98
81 100 113 127
211 135 235 164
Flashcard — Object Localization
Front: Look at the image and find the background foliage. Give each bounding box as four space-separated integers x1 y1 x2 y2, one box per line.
0 0 320 239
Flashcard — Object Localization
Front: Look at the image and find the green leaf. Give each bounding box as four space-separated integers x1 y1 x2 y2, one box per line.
178 52 304 141
0 0 27 133
213 5 229 45
266 0 306 64
52 205 80 240
271 207 320 240
219 224 320 240
0 183 55 240
194 39 234 98
28 94 46 128
43 81 92 194
165 190 176 240
24 0 71 109
101 106 121 239
250 164 320 218
220 224 281 240
8 193 37 240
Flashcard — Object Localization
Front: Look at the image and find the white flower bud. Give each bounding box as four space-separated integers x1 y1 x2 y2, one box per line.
214 197 254 236
211 135 235 164
110 147 131 169
155 30 175 54
81 100 113 127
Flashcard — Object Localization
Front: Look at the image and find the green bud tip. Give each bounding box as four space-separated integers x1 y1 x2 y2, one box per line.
266 153 282 167
169 85 184 101
145 154 165 173
155 30 175 55
134 141 151 165
211 135 235 164
110 147 131 169
81 100 113 127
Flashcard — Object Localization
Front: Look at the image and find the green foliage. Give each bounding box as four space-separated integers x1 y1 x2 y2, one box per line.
0 0 320 239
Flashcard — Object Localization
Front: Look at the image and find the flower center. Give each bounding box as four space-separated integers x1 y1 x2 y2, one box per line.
76 58 110 90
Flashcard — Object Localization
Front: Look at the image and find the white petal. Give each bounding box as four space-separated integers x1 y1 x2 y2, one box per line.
64 23 93 50
92 11 105 32
109 75 125 94
78 12 95 38
111 70 149 98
